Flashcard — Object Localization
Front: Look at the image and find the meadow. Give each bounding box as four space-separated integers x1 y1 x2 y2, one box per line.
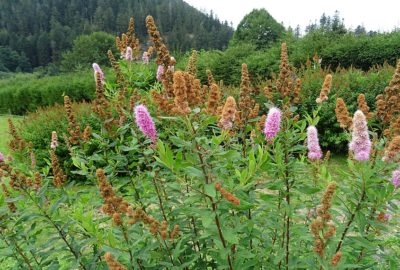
1 16 400 270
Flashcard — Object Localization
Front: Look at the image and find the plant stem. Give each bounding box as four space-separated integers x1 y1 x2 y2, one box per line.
335 177 366 253
121 225 135 270
283 130 290 270
186 116 234 270
0 236 24 268
152 176 168 221
13 240 34 270
25 190 88 270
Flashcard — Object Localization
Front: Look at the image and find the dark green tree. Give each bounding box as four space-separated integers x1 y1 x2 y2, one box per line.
233 8 285 49
60 31 116 71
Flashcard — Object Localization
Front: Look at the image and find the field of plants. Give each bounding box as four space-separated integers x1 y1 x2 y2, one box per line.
1 15 400 270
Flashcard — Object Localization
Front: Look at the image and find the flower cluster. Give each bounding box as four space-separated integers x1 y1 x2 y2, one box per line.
307 126 322 160
218 96 237 130
92 63 105 85
357 94 373 119
335 98 352 129
134 105 157 144
51 149 66 188
349 110 371 161
392 169 400 188
215 182 240 205
383 136 400 162
104 252 127 270
50 131 58 149
316 74 332 104
64 96 81 145
310 182 337 260
263 107 281 142
142 51 149 64
125 46 133 61
1 183 16 213
96 169 129 226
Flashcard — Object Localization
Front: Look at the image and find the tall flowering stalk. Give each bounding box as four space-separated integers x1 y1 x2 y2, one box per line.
218 96 236 130
92 63 105 85
263 107 281 142
0 152 4 162
50 131 58 149
142 52 149 64
134 105 157 143
392 169 400 188
125 46 133 61
349 110 371 161
156 65 164 81
307 126 322 160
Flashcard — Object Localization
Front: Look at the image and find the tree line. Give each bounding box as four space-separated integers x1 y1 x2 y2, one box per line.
0 0 233 72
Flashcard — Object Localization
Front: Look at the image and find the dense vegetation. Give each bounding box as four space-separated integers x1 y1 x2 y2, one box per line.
0 0 233 71
1 14 400 269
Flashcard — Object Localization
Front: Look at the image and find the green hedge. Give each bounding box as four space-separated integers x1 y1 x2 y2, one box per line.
0 72 95 115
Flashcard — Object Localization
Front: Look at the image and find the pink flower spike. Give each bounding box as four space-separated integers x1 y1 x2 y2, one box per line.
0 152 4 162
125 46 133 61
307 126 322 160
134 105 157 143
384 213 391 220
392 169 400 188
263 107 281 142
92 63 105 85
156 65 164 81
349 110 371 161
142 52 149 64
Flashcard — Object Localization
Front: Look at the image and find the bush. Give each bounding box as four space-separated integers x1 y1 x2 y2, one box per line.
17 102 101 175
298 64 394 152
1 54 399 269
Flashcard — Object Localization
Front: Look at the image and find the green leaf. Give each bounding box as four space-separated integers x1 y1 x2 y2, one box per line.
204 183 216 198
224 229 238 244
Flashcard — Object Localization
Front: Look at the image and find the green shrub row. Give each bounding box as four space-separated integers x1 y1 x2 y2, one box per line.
0 72 95 115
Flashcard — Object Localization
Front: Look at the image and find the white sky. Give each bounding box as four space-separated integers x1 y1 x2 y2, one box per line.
183 0 400 33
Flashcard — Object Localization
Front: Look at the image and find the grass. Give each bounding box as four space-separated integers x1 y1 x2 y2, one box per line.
0 116 10 154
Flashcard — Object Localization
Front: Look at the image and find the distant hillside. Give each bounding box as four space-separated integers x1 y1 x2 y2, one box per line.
0 0 233 71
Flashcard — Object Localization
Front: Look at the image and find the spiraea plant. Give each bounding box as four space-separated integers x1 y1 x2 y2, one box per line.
1 17 400 270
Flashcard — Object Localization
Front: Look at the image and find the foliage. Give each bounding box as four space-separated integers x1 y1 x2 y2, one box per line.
1 34 400 269
232 8 285 49
17 103 100 173
61 32 117 72
0 47 31 72
298 64 394 152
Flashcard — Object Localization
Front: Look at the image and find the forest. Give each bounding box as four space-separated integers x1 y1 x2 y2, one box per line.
0 0 233 71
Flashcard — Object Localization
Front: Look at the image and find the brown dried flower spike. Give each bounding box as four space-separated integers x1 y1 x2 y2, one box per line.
335 98 352 129
316 74 332 104
357 94 373 119
64 96 81 145
215 182 240 205
218 96 237 130
96 169 129 226
104 252 128 270
172 71 190 115
310 182 337 257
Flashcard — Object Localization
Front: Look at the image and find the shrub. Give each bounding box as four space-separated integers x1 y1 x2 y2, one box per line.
16 102 101 175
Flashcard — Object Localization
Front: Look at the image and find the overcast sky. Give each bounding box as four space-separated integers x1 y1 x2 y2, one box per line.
183 0 400 33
